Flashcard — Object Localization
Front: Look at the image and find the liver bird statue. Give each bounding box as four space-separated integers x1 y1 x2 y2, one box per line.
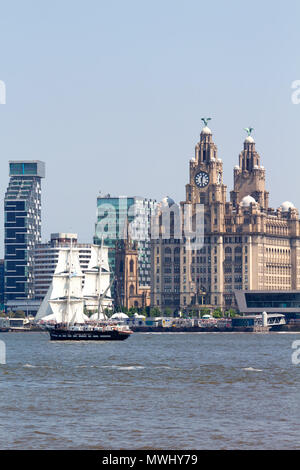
201 117 212 127
244 127 254 136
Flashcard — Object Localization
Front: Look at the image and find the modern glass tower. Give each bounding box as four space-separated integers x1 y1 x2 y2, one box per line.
93 195 157 292
4 161 45 303
0 260 4 308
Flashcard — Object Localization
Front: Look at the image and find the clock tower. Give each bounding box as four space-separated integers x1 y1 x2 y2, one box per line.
230 130 269 209
181 120 227 311
185 121 227 210
151 120 300 315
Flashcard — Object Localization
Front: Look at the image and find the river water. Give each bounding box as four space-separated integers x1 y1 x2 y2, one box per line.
0 331 300 450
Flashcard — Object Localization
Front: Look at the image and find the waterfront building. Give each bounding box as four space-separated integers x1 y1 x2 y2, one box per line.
94 195 157 294
150 197 182 312
33 233 92 301
234 290 300 318
4 161 45 305
151 122 300 313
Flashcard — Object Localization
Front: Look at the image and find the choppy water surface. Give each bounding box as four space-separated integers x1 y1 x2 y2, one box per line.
0 331 300 449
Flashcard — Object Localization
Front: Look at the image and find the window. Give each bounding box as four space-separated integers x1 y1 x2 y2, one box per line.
6 212 15 222
130 260 134 273
129 284 135 296
23 163 37 175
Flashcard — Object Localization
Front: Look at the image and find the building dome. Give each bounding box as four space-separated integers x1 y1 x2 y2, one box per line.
241 195 257 207
201 126 212 135
280 201 295 212
161 196 175 207
245 136 255 144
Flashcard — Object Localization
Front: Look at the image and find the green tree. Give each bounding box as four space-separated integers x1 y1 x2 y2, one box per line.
150 307 161 317
128 307 139 317
139 307 148 317
225 308 237 318
200 308 211 317
84 307 93 318
188 308 198 318
103 308 113 317
163 307 173 317
212 308 223 318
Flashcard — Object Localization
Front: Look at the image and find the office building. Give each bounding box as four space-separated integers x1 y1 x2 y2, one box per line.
34 233 92 301
0 260 4 308
94 195 157 294
4 161 45 305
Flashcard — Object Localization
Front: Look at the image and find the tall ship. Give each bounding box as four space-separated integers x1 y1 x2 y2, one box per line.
36 241 133 341
82 243 113 319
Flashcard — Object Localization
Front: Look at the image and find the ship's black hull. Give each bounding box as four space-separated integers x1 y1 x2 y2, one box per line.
48 328 132 341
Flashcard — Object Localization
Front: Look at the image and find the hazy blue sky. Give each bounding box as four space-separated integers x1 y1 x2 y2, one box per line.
1 0 300 248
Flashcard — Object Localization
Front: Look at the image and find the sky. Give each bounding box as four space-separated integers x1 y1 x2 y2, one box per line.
1 0 300 250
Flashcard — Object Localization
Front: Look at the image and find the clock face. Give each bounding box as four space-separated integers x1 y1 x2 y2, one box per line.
217 172 222 184
195 171 209 188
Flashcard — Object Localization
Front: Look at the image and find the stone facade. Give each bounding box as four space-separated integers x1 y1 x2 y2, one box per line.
115 237 151 310
151 124 300 313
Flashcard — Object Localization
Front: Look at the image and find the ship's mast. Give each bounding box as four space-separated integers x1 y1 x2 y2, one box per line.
66 239 72 325
97 237 104 320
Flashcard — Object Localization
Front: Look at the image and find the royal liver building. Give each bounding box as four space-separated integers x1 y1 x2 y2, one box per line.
151 121 300 312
